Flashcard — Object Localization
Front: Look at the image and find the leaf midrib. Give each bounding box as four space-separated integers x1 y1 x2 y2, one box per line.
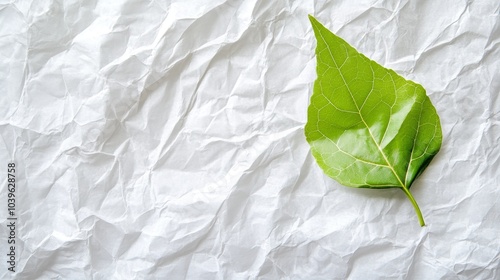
312 20 407 189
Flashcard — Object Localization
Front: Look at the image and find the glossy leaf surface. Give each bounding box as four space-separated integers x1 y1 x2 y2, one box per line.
305 15 442 226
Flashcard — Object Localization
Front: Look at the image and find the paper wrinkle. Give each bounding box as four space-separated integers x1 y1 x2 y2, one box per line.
0 0 499 279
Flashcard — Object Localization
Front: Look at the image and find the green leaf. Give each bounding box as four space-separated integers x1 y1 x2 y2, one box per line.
305 15 442 226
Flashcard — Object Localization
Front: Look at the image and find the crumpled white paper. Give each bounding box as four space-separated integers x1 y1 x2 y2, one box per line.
1 0 499 279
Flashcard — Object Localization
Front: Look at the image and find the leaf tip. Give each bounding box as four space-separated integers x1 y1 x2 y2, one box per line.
308 14 319 26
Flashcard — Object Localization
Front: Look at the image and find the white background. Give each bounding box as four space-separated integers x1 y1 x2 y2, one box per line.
1 0 499 279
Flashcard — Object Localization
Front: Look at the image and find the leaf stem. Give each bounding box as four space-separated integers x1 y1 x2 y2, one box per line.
401 187 425 227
